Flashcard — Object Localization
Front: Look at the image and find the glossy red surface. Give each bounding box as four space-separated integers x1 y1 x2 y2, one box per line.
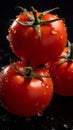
0 0 73 129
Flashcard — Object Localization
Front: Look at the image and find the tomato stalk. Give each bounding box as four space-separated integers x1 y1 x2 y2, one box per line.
58 41 73 64
62 40 73 61
16 6 61 38
68 42 73 61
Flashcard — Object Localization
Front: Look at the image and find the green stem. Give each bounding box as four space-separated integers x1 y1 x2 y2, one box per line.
40 18 61 25
68 43 73 60
58 41 73 65
16 6 61 38
39 7 60 19
31 6 40 25
11 61 54 79
16 6 34 21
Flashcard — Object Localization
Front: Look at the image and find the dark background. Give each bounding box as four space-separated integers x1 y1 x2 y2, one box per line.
0 0 73 129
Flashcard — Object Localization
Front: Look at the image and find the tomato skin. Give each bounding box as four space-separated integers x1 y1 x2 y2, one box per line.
0 61 53 117
8 11 67 67
50 48 73 96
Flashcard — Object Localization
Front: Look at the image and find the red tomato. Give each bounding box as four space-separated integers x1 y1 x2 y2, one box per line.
0 61 53 117
49 47 73 96
7 7 67 67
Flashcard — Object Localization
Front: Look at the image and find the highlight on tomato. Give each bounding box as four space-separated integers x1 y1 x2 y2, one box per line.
7 7 68 67
49 41 73 96
0 61 54 117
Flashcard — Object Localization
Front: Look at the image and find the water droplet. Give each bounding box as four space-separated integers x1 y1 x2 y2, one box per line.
46 85 49 89
60 35 63 39
45 62 52 72
43 92 46 95
63 124 68 128
6 35 9 41
5 78 8 83
4 67 9 75
37 111 43 117
26 117 31 121
51 28 57 35
41 82 45 87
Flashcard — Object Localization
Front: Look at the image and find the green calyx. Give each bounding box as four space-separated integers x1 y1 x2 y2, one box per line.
11 61 52 79
16 6 60 38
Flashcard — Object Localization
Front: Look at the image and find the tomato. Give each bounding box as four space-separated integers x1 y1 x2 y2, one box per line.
7 7 67 67
0 61 53 117
49 44 73 96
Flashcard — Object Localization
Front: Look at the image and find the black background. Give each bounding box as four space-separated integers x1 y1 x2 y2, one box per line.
0 0 73 129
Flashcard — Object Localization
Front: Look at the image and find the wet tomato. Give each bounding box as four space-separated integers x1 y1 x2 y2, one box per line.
0 61 53 117
7 7 67 67
49 43 73 96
